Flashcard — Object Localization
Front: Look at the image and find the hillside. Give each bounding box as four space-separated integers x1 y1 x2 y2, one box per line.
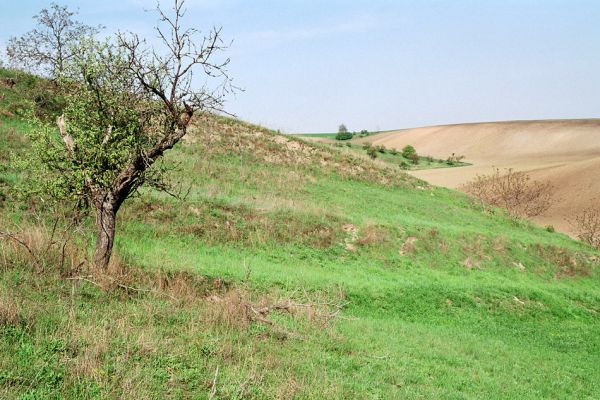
357 120 600 235
1 70 600 399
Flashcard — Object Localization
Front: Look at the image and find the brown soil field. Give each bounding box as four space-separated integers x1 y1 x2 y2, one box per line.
356 119 600 236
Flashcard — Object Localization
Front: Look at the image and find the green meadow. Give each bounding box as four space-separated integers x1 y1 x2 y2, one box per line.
1 69 599 399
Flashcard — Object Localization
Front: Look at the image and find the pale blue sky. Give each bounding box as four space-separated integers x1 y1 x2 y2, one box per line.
2 1 600 133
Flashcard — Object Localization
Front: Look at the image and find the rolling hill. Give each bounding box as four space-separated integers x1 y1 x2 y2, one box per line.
356 119 600 235
1 69 600 398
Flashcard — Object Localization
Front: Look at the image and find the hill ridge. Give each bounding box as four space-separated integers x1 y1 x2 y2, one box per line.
356 118 600 236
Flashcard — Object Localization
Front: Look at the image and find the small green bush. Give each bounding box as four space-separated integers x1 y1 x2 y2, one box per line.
366 146 378 159
402 145 417 159
335 131 353 141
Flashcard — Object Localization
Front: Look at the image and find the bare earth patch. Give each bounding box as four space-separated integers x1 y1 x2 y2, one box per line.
357 119 600 236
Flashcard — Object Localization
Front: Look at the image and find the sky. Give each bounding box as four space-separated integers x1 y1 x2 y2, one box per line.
1 0 600 133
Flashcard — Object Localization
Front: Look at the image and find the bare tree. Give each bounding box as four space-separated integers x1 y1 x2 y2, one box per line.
462 168 554 218
570 207 600 250
6 3 102 76
22 0 233 269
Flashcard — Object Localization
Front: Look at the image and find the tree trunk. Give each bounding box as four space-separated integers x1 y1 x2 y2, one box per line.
94 201 117 270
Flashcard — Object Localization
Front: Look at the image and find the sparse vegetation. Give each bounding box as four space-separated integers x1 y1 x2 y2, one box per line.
407 151 419 165
462 168 554 218
570 206 600 249
351 141 467 170
366 145 378 159
0 4 599 399
446 152 466 165
1 72 600 397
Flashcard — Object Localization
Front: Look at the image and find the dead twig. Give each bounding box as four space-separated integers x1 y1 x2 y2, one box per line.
208 366 219 400
66 274 178 301
0 230 42 270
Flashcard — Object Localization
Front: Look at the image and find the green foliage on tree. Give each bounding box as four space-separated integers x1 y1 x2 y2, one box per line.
402 145 417 159
335 131 353 140
16 0 232 269
335 124 352 140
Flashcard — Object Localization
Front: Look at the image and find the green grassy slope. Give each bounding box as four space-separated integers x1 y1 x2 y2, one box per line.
291 133 469 171
1 70 599 399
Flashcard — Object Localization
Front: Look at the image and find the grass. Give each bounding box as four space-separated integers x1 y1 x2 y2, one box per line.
292 132 470 171
293 132 338 138
336 142 470 170
1 68 599 399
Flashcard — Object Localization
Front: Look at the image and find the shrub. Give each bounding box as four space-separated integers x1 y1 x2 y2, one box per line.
402 145 417 159
400 161 410 169
545 225 555 233
407 152 419 165
335 131 353 141
366 146 378 159
462 168 554 218
377 145 386 154
389 148 398 155
446 153 465 165
570 207 600 249
359 129 369 137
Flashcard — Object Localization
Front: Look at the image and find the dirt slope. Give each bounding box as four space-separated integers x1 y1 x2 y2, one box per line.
357 120 600 235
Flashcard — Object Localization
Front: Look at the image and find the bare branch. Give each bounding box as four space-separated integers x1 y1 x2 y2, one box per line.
462 168 555 218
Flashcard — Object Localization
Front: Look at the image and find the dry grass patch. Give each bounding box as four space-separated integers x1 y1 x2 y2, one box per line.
530 243 596 278
0 219 86 275
187 114 417 188
460 234 490 268
399 236 418 256
357 224 391 246
177 200 343 248
0 292 26 328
